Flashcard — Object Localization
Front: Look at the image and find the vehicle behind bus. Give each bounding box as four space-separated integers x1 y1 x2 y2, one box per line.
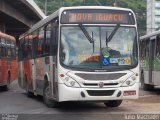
140 31 160 90
18 6 140 108
0 32 17 90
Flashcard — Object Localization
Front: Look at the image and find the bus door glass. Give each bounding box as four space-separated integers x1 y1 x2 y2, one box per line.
149 37 156 84
1 38 7 79
6 39 12 70
154 36 160 85
51 21 58 98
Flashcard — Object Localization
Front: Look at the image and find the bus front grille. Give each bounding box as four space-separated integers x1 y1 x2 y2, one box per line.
75 73 126 80
86 90 115 96
83 83 118 86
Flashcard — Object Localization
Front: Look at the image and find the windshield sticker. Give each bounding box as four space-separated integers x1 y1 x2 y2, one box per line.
102 57 110 65
77 54 100 62
102 51 109 57
118 57 131 65
102 48 110 57
125 57 131 65
110 58 118 63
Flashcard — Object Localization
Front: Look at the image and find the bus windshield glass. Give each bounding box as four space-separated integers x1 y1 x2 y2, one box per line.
60 26 138 70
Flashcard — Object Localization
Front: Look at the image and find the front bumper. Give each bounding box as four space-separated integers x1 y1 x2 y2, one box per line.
57 83 139 102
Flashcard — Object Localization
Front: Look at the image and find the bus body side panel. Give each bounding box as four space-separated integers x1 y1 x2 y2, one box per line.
153 71 160 85
51 56 58 100
34 56 50 95
23 59 32 91
18 61 24 89
10 58 17 82
1 58 7 85
144 71 149 84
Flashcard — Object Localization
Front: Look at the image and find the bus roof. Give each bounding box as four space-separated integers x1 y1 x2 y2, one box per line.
20 6 135 39
0 32 15 41
59 6 134 12
140 30 160 40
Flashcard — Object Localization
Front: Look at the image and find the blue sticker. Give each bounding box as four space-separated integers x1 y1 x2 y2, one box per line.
102 57 110 66
110 58 118 63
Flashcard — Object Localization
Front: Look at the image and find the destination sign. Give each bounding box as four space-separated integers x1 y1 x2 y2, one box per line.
61 9 135 24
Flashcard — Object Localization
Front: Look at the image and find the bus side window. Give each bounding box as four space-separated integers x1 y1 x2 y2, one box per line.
157 36 160 57
32 31 39 58
1 38 6 57
139 41 142 58
142 40 145 58
18 39 24 60
21 38 28 59
145 39 150 58
6 39 11 58
10 41 15 58
7 47 11 58
1 46 6 57
28 35 33 59
45 23 51 54
3 38 7 57
11 47 16 58
37 27 44 56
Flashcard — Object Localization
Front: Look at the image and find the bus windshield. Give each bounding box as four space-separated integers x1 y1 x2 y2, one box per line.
60 26 138 70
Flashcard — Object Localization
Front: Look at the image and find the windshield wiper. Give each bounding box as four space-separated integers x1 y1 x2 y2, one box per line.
79 24 95 43
106 24 120 46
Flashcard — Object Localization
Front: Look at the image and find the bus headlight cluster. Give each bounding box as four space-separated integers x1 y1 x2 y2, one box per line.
63 76 80 88
121 75 137 87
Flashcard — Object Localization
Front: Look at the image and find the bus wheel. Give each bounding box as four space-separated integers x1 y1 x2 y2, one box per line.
43 82 57 108
141 73 154 91
104 100 122 107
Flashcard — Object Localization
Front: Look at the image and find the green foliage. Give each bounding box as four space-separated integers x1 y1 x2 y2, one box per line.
34 0 146 35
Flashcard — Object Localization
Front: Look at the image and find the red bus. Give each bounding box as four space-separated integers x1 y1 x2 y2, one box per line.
0 32 17 90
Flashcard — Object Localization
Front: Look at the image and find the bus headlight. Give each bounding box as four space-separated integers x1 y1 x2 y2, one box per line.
121 75 136 87
63 76 80 88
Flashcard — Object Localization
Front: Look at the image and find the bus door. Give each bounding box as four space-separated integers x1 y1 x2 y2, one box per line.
149 37 156 85
7 47 12 72
32 37 37 93
50 21 58 99
18 39 24 88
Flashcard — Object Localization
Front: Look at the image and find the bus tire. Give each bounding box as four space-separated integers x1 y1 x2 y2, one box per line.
104 100 122 107
43 82 57 108
141 73 154 91
25 76 34 97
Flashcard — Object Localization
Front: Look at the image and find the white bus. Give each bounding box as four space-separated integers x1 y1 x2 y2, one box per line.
18 6 139 108
140 31 160 90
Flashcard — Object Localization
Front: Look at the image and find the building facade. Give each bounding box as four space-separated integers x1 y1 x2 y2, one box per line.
147 0 160 34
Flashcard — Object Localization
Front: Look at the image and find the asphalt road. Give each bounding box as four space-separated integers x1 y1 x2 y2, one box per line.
0 80 160 120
